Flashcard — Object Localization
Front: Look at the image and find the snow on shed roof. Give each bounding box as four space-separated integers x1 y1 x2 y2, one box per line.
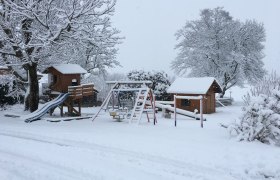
48 64 87 74
0 65 8 69
167 77 221 94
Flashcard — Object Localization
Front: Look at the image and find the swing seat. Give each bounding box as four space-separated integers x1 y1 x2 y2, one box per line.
110 111 126 121
110 111 117 117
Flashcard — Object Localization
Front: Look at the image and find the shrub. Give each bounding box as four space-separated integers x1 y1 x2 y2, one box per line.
227 73 280 145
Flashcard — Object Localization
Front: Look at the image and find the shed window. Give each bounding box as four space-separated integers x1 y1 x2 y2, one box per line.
53 75 57 84
181 99 191 107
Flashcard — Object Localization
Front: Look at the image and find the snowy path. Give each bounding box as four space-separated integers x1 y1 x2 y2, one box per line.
0 130 238 180
1 104 280 179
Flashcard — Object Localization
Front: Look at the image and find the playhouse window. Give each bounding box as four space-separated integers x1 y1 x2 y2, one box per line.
181 99 191 107
72 79 78 86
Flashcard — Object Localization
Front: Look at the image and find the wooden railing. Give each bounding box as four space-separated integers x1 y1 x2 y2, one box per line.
68 83 95 99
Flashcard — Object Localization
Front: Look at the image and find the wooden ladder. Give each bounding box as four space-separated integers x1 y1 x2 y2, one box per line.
129 88 150 124
144 89 157 125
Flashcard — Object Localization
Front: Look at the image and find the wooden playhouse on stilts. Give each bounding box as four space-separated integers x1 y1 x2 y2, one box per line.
43 64 97 117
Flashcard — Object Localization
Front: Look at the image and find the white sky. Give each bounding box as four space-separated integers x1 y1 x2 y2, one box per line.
111 0 280 75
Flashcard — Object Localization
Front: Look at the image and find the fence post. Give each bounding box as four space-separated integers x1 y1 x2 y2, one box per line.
200 95 203 128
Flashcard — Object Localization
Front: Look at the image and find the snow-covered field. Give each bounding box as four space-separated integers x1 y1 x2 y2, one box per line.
0 103 280 180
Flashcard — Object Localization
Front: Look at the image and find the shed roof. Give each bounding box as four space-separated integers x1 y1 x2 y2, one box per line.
167 77 222 95
44 64 87 74
0 66 9 69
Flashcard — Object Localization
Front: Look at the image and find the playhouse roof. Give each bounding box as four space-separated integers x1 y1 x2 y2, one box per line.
167 77 222 95
45 64 87 74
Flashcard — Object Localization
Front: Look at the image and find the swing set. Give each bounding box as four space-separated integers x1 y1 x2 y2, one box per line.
92 81 157 125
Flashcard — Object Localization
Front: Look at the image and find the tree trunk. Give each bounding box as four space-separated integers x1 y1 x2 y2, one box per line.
24 63 39 112
219 86 227 98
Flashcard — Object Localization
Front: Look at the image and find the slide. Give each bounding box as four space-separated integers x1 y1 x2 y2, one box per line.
155 102 206 121
21 93 69 123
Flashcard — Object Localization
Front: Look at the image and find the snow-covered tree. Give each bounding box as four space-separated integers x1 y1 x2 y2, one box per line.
127 70 171 100
227 73 280 145
0 0 121 112
172 7 266 97
83 72 127 101
50 19 122 77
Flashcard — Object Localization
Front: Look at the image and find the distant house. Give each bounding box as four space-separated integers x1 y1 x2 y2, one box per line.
167 77 222 114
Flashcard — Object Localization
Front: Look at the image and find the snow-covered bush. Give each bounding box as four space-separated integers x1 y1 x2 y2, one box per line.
227 73 280 145
127 70 171 100
0 75 24 107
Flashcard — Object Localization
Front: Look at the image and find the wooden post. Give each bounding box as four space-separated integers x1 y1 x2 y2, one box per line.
153 94 156 125
200 95 203 128
78 99 81 116
112 91 115 110
60 105 63 117
174 95 177 127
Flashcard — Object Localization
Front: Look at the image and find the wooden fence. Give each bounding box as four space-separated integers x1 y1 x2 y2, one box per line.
68 84 95 100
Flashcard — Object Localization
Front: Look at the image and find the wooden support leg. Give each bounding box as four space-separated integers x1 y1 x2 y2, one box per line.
78 100 81 116
70 102 73 115
60 105 63 117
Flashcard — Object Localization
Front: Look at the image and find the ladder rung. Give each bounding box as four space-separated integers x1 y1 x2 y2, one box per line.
145 106 153 109
146 111 155 114
144 109 154 112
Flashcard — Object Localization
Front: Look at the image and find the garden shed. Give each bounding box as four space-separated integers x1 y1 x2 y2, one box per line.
167 77 222 114
0 66 10 75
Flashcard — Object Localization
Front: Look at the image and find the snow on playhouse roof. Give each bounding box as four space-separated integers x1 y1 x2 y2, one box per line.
167 77 222 95
46 64 87 74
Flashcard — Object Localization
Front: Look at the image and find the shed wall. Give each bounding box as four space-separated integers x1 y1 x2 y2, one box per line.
173 92 216 114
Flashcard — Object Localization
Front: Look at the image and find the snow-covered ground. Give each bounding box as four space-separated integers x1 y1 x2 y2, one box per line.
0 102 280 180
